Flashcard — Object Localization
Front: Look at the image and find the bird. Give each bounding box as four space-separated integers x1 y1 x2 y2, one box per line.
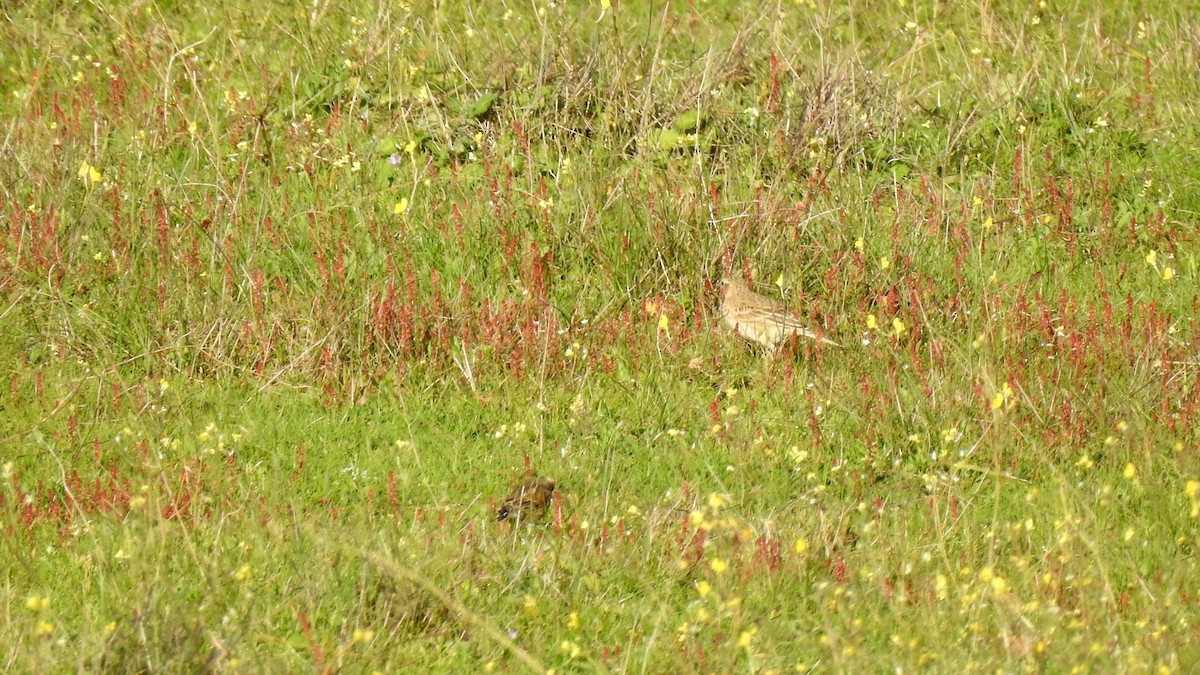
497 475 556 522
718 275 840 349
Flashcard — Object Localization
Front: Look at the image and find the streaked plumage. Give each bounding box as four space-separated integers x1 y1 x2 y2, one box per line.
497 476 556 522
718 275 839 348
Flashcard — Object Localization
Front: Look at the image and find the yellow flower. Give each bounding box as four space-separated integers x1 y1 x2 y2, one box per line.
35 621 54 637
935 574 948 600
1123 463 1137 480
393 197 409 215
25 595 49 611
658 313 669 332
707 493 725 510
990 382 1014 410
78 161 103 184
1145 250 1158 266
793 538 807 554
696 580 712 597
404 139 417 153
1186 480 1200 498
1162 267 1175 282
233 564 252 582
710 558 728 574
352 628 375 642
880 256 891 271
567 612 580 629
989 574 1009 594
854 237 864 252
737 627 757 648
891 317 906 337
866 314 877 330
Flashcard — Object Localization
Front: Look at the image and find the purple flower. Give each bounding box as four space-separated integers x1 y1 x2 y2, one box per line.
388 153 402 166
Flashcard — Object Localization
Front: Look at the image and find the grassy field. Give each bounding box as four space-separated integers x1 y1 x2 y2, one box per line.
3 0 1200 671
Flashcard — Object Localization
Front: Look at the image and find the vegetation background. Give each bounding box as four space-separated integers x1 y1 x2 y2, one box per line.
3 0 1200 671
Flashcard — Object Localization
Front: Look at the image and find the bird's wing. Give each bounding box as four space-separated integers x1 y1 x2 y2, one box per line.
761 310 841 347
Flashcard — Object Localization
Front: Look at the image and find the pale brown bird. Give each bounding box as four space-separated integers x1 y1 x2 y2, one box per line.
497 476 556 522
718 275 839 348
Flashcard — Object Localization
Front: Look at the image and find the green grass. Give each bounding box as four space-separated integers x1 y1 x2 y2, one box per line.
3 0 1200 671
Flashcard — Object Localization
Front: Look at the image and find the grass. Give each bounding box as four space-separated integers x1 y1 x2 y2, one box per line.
3 0 1200 671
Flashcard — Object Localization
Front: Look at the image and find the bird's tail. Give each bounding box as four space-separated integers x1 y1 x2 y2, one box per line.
784 321 840 347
